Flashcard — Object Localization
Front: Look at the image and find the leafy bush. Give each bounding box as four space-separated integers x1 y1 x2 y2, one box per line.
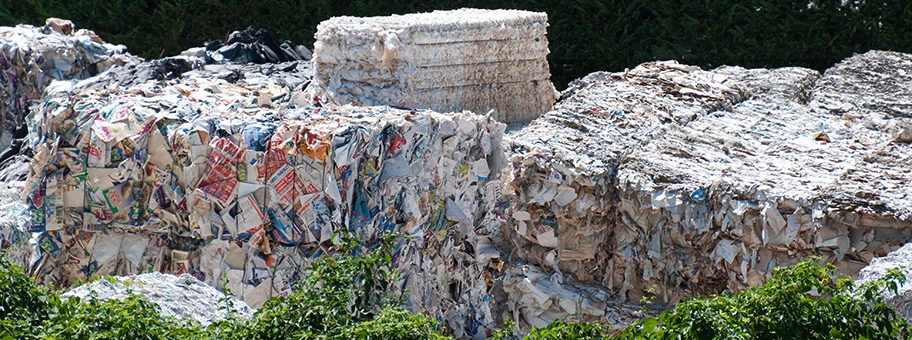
0 256 57 337
489 319 607 340
526 319 607 340
226 232 447 339
0 232 448 340
37 296 205 340
338 306 450 340
614 259 910 339
3 251 909 339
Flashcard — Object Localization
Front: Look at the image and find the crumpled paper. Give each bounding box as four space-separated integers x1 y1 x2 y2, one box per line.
25 67 507 337
501 51 912 329
0 18 137 134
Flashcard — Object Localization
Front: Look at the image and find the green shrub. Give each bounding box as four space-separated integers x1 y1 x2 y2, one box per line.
37 296 205 340
3 250 909 339
339 306 450 340
614 259 910 340
526 319 607 340
0 256 56 337
0 232 449 340
208 231 448 339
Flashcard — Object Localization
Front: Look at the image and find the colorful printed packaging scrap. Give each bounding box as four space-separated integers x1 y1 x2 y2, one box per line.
24 72 508 338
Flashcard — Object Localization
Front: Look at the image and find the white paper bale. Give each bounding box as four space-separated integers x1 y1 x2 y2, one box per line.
61 272 254 325
856 243 912 322
312 8 558 123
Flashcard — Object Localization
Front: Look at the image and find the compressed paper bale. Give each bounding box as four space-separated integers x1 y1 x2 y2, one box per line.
24 72 507 337
503 61 749 284
504 52 912 313
809 50 912 119
612 97 878 301
711 66 820 103
618 94 909 300
315 38 549 69
61 272 254 325
314 8 548 45
312 8 557 124
856 243 912 322
808 51 912 264
0 19 138 132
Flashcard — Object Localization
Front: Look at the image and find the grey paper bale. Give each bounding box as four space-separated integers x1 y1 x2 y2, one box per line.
501 52 912 325
312 8 558 123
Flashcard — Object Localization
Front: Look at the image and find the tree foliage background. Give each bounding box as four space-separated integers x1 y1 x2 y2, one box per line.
2 0 911 89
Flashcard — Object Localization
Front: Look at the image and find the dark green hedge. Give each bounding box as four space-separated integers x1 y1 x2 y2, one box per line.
3 0 911 89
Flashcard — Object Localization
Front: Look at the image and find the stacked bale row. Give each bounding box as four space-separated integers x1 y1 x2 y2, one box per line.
502 51 912 328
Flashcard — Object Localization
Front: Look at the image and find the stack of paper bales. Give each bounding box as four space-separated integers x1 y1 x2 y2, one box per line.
501 51 912 328
503 61 748 291
24 72 507 337
312 8 558 123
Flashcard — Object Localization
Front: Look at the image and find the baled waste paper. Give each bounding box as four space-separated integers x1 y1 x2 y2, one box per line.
23 69 507 337
52 26 313 93
503 60 749 293
0 182 31 268
502 263 648 332
56 59 312 96
856 242 912 322
501 51 912 328
0 18 138 141
62 272 254 325
311 8 558 123
10 15 912 338
0 23 314 268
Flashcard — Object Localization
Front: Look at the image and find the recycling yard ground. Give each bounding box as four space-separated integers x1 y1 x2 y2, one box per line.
2 8 912 340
